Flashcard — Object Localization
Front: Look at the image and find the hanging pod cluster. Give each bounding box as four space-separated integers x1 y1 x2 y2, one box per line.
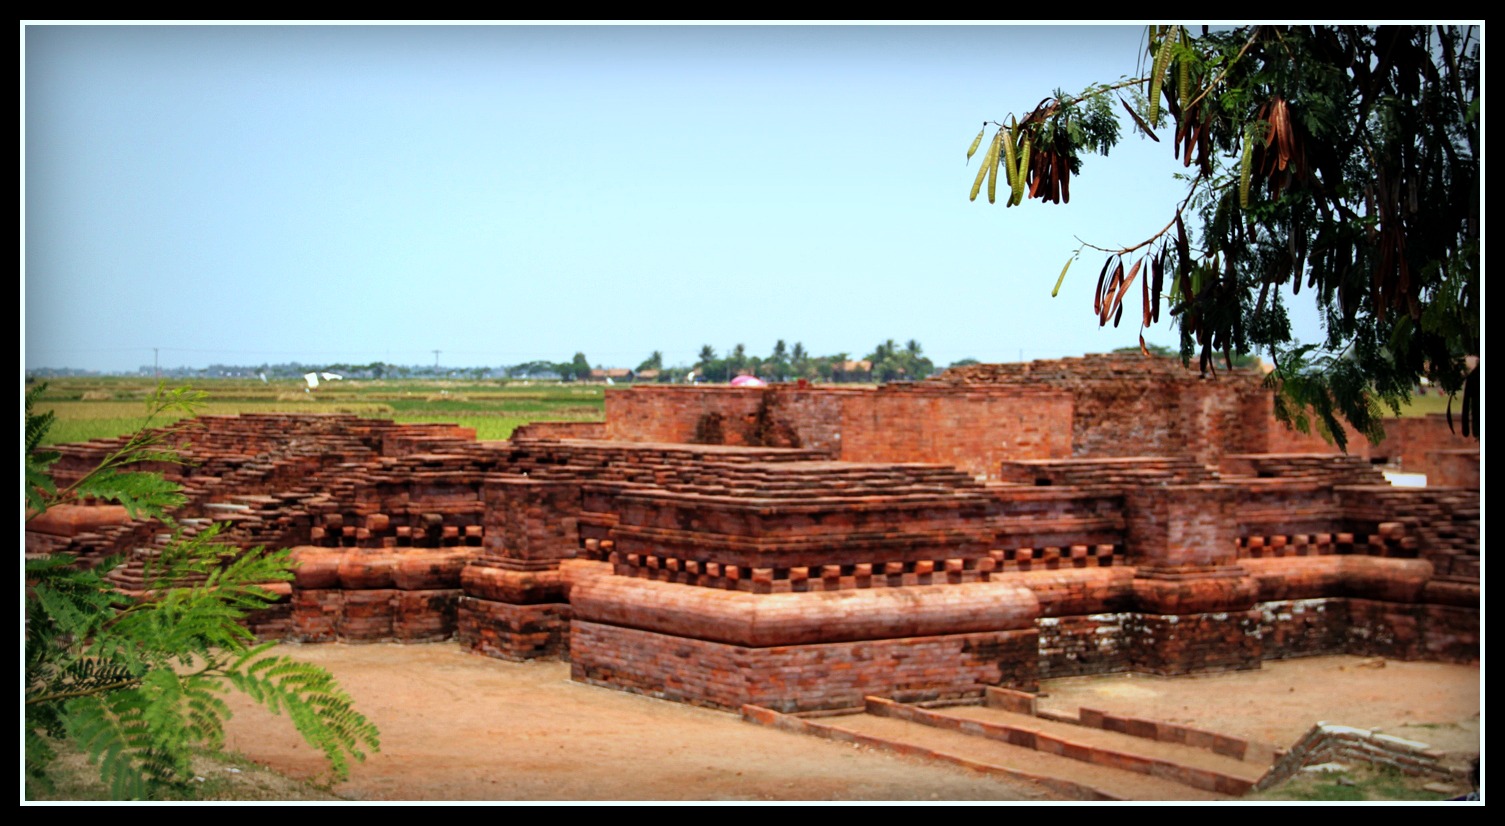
1091 242 1169 333
968 119 1030 207
967 96 1079 209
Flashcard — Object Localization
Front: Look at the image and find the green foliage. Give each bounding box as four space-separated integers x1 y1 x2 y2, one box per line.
25 387 380 800
686 339 937 384
569 352 592 382
25 385 62 513
970 25 1480 450
27 383 203 520
636 350 665 373
865 339 936 382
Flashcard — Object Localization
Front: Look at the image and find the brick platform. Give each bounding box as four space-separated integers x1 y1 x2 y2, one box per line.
570 621 1039 712
29 354 1478 713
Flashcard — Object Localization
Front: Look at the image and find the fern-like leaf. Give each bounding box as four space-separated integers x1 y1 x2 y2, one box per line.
226 654 382 781
25 382 380 798
76 469 187 520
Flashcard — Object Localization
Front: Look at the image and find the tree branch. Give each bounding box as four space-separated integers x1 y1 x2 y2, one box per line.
1077 173 1206 256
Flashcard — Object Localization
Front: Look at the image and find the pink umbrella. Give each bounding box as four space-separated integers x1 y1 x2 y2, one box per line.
729 375 767 388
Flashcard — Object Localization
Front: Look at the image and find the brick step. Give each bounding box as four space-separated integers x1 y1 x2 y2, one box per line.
890 699 1269 795
749 704 1235 801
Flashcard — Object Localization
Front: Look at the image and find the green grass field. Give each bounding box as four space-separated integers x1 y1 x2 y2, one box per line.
27 378 607 445
27 375 1451 447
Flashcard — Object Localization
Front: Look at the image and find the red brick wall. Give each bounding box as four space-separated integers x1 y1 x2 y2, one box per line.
481 477 581 564
603 385 1071 479
570 621 1039 712
931 355 1268 465
1122 485 1238 568
1230 481 1344 540
1123 610 1262 675
1037 614 1130 678
1257 598 1350 659
1343 600 1480 663
837 386 1070 476
456 599 571 660
1393 416 1479 477
1261 411 1478 474
1427 450 1479 488
288 588 460 643
1337 485 1480 577
604 386 770 445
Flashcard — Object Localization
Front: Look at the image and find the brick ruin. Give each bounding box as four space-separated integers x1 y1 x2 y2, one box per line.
27 354 1480 713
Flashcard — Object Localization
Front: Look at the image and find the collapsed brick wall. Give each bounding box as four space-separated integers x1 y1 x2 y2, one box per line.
931 354 1269 466
603 384 1071 479
1336 485 1480 579
1257 722 1466 791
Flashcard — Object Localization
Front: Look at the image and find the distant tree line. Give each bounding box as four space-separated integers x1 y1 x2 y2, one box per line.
684 339 938 384
35 340 976 383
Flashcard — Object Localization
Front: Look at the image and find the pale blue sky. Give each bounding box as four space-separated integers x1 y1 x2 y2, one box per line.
23 23 1322 373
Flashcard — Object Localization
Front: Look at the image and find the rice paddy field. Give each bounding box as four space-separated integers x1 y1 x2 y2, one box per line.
26 377 607 445
26 375 1452 448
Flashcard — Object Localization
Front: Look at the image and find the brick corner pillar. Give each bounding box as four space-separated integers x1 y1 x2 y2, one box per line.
457 475 581 661
1123 484 1262 675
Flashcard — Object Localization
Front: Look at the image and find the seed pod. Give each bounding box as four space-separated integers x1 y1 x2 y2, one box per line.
1012 133 1032 206
1142 254 1152 328
1240 125 1256 208
1001 124 1018 202
987 132 1001 204
970 130 999 202
966 127 986 161
1094 256 1113 316
1052 256 1073 298
1149 29 1175 123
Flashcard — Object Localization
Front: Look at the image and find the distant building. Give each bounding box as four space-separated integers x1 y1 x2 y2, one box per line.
588 368 635 383
832 359 873 383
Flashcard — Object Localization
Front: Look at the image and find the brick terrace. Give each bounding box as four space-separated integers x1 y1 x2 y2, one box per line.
27 355 1479 712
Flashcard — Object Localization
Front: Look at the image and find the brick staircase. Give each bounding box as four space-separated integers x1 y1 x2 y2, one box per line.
743 690 1277 801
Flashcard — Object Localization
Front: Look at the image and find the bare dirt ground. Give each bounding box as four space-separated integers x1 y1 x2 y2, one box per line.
219 643 1480 802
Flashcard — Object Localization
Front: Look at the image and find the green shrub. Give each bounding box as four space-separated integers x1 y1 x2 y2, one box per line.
24 384 380 799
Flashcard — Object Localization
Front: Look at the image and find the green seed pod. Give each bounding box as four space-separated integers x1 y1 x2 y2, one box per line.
1052 257 1073 298
967 127 986 161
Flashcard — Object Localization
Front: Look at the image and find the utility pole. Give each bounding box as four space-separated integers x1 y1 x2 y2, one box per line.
154 348 159 378
433 350 441 375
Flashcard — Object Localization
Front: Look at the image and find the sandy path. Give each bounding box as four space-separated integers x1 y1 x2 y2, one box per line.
221 642 1059 801
220 643 1479 802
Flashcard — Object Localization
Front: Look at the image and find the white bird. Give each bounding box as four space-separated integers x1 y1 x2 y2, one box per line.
303 372 320 390
320 372 343 382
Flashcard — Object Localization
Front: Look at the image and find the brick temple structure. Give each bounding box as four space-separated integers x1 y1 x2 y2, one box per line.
28 354 1480 712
